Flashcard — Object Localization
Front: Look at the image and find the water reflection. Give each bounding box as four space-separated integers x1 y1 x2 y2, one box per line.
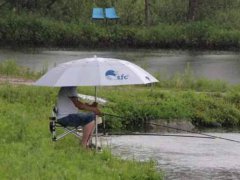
102 134 240 180
0 48 240 83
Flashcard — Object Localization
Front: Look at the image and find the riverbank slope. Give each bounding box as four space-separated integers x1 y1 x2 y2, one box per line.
1 60 240 131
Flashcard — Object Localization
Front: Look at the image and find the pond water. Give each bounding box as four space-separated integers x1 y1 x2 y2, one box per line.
101 133 240 180
1 48 240 83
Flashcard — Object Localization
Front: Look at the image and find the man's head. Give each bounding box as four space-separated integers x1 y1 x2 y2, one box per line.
61 86 77 90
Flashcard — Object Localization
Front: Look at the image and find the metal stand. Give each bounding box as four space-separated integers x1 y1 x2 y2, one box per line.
49 108 82 141
94 86 98 150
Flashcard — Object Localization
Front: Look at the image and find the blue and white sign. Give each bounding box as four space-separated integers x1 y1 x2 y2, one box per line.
105 70 129 80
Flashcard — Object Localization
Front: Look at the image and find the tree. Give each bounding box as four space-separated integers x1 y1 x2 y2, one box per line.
5 0 38 11
0 1 8 8
187 0 199 21
145 0 150 25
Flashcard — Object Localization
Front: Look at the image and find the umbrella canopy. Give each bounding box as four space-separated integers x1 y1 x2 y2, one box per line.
34 56 158 87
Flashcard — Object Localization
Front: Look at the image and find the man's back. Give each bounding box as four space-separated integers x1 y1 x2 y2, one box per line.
57 87 78 119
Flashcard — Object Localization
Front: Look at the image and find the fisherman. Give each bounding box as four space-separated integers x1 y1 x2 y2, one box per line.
56 86 101 148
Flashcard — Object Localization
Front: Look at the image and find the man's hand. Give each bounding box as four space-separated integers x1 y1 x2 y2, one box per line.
70 97 101 115
93 107 101 116
91 102 98 107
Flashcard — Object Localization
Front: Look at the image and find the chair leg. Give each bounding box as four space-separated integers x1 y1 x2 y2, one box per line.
51 125 82 141
54 127 81 141
49 120 57 141
49 115 83 141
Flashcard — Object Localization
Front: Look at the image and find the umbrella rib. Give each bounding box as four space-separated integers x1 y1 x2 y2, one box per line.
122 62 149 84
96 57 101 86
128 62 158 83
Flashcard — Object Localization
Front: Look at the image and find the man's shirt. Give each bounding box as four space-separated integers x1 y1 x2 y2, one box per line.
56 87 78 119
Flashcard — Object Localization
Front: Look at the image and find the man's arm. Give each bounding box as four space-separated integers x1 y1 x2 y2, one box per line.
69 97 101 115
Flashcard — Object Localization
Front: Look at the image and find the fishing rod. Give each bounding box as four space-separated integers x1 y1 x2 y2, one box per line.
105 132 214 139
103 113 240 144
102 113 213 139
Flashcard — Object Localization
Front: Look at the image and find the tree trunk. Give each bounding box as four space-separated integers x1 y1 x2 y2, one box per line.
0 1 7 8
145 0 150 26
46 0 57 10
187 0 198 21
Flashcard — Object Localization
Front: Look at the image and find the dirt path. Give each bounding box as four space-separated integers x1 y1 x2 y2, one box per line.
0 76 35 85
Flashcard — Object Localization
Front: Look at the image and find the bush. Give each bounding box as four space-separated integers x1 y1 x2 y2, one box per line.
1 12 240 49
191 94 240 127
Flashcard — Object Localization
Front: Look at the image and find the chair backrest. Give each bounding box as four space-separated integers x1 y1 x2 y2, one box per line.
49 106 57 120
105 7 119 19
92 8 104 19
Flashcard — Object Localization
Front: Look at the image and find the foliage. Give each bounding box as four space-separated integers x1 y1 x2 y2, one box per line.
117 0 145 25
190 93 240 127
1 1 240 49
2 0 240 25
78 85 240 131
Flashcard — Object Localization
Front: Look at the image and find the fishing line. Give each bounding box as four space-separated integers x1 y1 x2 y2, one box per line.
103 113 240 144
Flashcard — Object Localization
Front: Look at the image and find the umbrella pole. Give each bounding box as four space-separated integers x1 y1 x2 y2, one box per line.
94 86 98 150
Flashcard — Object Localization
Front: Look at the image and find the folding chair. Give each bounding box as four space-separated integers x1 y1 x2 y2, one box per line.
49 106 82 141
105 7 119 20
92 7 105 20
49 94 107 142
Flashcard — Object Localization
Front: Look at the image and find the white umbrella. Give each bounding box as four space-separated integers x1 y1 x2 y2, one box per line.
34 56 158 148
34 56 158 87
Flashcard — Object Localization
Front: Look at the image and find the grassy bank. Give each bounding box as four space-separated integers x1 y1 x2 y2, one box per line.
1 12 240 50
0 84 163 180
85 86 240 131
1 60 240 130
0 62 239 178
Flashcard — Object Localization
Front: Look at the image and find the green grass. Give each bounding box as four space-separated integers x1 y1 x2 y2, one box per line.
0 60 44 79
94 86 240 130
0 84 163 180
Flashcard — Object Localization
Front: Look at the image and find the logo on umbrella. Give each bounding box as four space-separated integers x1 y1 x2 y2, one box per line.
105 70 128 80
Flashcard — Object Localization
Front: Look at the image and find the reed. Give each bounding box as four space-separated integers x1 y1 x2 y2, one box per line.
155 64 229 92
0 60 44 79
